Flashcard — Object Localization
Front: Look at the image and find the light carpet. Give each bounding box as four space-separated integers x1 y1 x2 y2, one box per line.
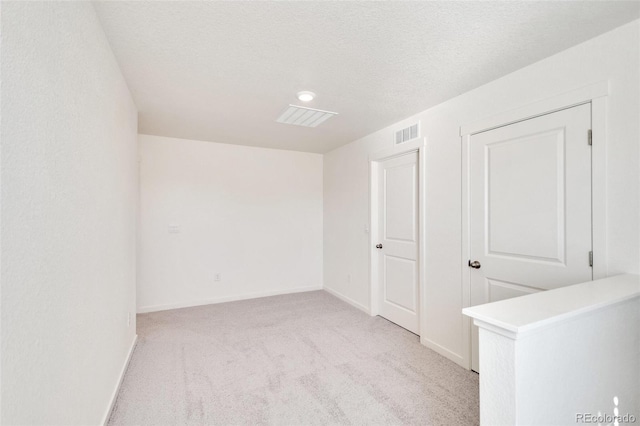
108 290 479 425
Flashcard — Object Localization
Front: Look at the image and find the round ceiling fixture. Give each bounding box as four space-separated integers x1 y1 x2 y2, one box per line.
296 91 315 102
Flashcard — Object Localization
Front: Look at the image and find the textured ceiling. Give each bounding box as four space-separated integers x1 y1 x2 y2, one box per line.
94 1 639 153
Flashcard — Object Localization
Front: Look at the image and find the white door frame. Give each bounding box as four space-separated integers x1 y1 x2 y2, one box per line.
369 138 427 335
460 80 609 370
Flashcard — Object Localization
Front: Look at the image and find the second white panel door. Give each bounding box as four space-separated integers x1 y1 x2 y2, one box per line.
377 151 419 334
468 102 593 371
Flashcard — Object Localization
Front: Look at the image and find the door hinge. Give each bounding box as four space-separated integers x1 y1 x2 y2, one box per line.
589 251 593 267
588 129 592 146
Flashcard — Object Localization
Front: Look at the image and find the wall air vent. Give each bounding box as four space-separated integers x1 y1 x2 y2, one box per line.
276 104 338 128
395 123 420 144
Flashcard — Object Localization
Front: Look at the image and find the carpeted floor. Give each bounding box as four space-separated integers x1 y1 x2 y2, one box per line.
108 290 479 425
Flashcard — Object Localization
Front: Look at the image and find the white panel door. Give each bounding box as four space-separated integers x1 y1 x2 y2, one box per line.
469 103 592 372
377 152 419 334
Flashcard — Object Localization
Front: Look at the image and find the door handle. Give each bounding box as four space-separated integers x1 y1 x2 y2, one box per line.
376 244 383 249
468 260 481 269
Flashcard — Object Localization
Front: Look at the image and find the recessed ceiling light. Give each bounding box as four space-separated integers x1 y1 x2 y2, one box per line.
296 91 315 102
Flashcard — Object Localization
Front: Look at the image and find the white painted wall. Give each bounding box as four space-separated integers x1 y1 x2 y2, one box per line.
515 298 639 425
324 20 639 366
1 2 138 425
465 274 640 425
138 134 323 312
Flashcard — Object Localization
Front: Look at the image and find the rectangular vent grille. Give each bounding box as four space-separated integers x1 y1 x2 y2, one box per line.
395 123 419 144
276 105 338 128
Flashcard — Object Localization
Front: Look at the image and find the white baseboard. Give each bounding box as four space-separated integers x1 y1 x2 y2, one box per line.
137 285 323 313
102 334 138 425
420 336 467 369
323 286 370 315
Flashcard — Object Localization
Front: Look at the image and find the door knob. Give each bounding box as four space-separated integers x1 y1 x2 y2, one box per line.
468 260 481 269
376 244 383 249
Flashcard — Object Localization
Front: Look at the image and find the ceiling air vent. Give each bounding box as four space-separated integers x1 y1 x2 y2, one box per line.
276 104 338 128
395 123 420 144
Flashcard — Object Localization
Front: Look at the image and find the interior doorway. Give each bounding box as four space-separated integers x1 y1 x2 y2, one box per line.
370 139 426 336
467 103 593 372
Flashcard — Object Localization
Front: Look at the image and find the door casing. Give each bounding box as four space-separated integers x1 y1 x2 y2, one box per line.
460 80 609 370
369 138 427 337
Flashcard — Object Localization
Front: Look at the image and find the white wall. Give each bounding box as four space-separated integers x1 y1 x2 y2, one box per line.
324 20 639 366
1 2 138 425
516 298 639 425
470 274 640 425
138 134 323 312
